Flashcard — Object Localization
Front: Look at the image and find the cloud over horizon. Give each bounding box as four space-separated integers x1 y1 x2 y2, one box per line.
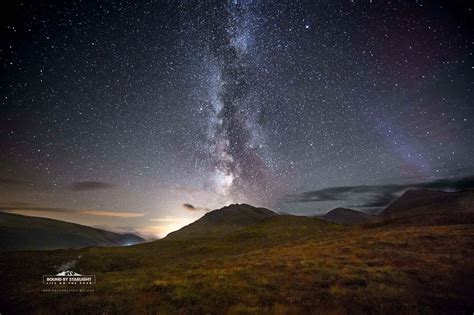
68 181 117 191
0 178 31 186
285 175 474 209
0 201 144 218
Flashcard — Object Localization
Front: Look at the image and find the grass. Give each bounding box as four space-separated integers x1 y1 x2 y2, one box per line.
0 216 473 314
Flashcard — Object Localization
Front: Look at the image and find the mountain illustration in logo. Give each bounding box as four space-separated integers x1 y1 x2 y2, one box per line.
56 270 82 276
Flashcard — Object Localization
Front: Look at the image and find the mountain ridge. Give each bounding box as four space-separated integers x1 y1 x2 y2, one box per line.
380 189 474 219
320 207 379 225
0 212 145 251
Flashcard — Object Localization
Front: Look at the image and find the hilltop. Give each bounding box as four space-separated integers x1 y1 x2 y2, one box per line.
166 203 277 239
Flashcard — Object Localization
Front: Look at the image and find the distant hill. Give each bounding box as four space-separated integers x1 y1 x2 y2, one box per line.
0 212 145 251
380 190 474 220
321 207 379 225
166 203 277 240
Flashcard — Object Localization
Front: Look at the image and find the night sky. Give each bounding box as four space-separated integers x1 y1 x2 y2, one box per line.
1 1 473 237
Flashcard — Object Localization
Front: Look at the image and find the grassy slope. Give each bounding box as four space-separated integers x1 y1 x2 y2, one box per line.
0 215 473 314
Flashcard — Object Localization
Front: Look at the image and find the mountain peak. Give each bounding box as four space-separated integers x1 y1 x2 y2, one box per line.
166 203 277 240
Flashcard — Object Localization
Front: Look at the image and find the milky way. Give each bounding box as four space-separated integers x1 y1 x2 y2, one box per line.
204 1 274 204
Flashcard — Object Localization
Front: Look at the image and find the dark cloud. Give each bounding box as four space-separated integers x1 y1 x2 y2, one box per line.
287 184 401 203
0 201 70 213
69 181 117 191
0 200 143 218
0 178 31 187
285 175 474 208
0 200 33 207
0 178 32 190
182 203 209 212
183 203 197 210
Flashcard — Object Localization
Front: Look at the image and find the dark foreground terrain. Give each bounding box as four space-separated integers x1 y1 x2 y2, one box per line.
1 217 473 314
